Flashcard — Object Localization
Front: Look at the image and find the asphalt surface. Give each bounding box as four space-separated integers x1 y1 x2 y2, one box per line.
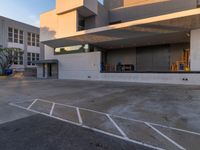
0 114 151 150
0 78 200 150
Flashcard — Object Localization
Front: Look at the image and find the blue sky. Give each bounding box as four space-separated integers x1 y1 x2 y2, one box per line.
0 0 104 27
0 0 55 27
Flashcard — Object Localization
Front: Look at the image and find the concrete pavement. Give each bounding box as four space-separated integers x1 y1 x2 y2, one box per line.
0 79 200 149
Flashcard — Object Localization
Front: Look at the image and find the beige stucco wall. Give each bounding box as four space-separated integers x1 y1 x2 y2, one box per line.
110 0 197 23
57 11 77 37
124 0 170 7
40 10 58 42
56 0 83 14
56 0 97 15
40 9 77 42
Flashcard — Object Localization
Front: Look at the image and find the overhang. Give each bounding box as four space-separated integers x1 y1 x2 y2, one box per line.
42 8 200 49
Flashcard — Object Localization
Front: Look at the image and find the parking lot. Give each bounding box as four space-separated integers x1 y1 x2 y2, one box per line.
0 79 200 150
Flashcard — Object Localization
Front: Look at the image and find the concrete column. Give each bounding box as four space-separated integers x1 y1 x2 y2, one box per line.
45 64 48 78
190 29 200 71
24 31 28 68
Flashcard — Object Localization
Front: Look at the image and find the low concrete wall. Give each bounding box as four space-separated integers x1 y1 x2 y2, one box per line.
37 64 43 78
44 46 200 85
97 73 200 85
55 52 101 80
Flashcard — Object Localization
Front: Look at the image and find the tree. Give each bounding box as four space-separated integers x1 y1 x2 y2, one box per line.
0 48 22 75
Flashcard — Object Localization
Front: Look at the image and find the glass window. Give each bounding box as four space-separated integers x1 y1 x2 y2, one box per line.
27 52 31 65
36 53 40 61
78 15 85 31
13 51 18 64
19 30 23 44
8 27 13 42
54 44 91 55
32 53 36 65
27 32 31 46
19 52 23 65
13 51 23 65
14 29 18 43
32 33 36 46
36 34 40 47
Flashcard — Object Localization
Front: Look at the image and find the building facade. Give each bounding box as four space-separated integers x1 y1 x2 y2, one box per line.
0 16 43 74
39 0 200 84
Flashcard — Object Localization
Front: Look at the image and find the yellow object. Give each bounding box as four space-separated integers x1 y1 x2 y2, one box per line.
171 49 190 72
184 66 190 71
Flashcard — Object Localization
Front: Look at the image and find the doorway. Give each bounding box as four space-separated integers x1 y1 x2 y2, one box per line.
48 64 52 77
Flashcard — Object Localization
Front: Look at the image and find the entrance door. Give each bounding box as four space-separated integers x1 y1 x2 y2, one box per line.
48 64 52 77
43 64 45 78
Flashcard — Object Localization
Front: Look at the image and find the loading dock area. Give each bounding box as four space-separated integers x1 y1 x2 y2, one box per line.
0 79 200 150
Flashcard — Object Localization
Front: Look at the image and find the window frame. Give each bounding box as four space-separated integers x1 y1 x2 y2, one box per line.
19 30 24 44
14 28 19 43
8 27 13 42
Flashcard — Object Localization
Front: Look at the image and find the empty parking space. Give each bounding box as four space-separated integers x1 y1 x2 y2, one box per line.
10 98 200 150
1 79 200 150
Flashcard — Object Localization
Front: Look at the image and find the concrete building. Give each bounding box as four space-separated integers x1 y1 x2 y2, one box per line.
0 16 43 75
39 0 200 84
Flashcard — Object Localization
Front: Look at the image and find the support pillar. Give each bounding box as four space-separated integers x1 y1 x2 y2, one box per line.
190 29 200 71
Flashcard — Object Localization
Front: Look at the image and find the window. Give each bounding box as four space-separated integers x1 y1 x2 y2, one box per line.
36 53 40 61
27 32 39 47
19 30 24 44
8 27 13 42
27 52 31 65
32 53 36 65
28 32 31 46
14 29 18 43
13 51 23 65
19 52 23 65
78 15 85 31
36 34 40 47
13 51 18 65
8 27 23 44
27 52 39 66
54 44 92 55
32 33 36 46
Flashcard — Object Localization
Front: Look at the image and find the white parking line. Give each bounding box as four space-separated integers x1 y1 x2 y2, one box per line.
53 101 200 137
50 103 55 116
107 114 128 139
76 107 83 125
145 123 186 150
27 99 38 110
11 98 200 137
9 102 165 150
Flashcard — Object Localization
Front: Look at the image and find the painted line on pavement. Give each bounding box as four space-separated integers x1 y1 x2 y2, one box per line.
145 122 186 150
27 99 38 110
107 114 128 139
11 98 200 137
76 107 83 125
50 103 55 116
9 102 165 150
